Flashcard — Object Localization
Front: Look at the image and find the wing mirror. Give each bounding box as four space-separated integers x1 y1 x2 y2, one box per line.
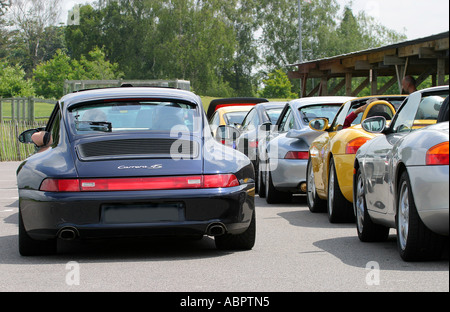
308 118 329 131
215 125 241 141
258 122 272 132
18 129 39 144
361 116 387 133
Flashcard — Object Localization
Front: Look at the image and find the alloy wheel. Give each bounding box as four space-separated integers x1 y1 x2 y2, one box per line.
398 181 410 251
355 173 365 234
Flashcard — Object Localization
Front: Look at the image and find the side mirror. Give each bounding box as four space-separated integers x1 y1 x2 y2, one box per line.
258 122 272 132
215 125 241 141
361 116 386 133
309 118 329 131
18 129 39 144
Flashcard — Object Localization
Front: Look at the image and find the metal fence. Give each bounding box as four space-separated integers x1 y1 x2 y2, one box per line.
64 79 191 94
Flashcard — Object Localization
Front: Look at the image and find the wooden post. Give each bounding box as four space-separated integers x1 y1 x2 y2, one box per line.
437 58 446 86
345 73 352 96
28 97 35 123
370 69 378 95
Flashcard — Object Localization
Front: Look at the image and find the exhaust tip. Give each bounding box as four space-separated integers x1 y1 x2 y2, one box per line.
300 182 307 193
207 223 226 236
58 227 79 241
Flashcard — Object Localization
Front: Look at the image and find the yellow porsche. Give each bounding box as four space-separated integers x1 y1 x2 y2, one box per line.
306 95 407 223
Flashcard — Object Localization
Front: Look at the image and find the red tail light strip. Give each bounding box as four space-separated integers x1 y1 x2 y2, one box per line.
284 151 309 160
40 174 240 192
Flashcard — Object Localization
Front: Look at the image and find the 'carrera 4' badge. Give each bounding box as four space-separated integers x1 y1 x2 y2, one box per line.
118 164 163 170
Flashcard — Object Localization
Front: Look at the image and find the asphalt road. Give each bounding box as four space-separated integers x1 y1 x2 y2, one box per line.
0 161 448 294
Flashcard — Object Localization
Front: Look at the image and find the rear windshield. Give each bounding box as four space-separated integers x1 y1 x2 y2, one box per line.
68 101 199 135
298 104 342 125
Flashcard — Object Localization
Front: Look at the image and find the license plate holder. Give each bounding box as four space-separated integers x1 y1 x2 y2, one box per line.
102 203 184 224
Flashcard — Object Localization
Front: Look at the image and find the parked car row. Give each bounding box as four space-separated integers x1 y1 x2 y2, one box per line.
210 87 448 262
17 85 448 263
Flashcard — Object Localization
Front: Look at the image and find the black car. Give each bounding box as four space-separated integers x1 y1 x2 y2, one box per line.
17 87 256 256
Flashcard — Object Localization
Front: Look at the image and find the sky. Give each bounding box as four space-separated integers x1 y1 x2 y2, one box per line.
61 0 449 40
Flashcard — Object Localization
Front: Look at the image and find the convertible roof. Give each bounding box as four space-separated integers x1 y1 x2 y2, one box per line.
206 97 269 119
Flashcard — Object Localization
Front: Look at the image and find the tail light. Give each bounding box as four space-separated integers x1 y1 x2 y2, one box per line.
426 142 449 165
284 151 309 159
346 137 370 154
40 174 240 192
249 140 258 148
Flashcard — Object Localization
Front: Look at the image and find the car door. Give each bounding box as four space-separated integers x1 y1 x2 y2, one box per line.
364 92 422 215
310 101 352 197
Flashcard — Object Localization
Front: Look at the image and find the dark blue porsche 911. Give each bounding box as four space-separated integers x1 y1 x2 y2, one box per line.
17 87 256 255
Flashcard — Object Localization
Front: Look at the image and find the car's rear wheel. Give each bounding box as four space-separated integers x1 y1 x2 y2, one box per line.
396 171 446 261
306 157 326 212
265 170 292 204
19 210 57 256
354 167 389 242
327 158 354 223
215 212 256 250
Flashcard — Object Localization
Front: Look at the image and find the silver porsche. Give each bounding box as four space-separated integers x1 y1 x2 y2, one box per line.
258 96 354 203
354 85 449 261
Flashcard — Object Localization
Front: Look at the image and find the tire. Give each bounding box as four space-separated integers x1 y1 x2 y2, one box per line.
215 211 256 250
254 160 259 194
354 167 389 242
306 157 326 212
396 171 446 261
265 169 292 204
19 210 57 256
327 158 354 223
257 164 266 198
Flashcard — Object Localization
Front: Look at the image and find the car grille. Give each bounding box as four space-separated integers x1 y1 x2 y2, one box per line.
77 138 198 160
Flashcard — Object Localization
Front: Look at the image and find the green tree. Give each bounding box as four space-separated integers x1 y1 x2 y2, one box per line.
33 48 122 99
0 61 35 97
259 69 296 99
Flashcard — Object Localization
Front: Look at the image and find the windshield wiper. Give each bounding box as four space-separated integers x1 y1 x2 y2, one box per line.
75 121 112 132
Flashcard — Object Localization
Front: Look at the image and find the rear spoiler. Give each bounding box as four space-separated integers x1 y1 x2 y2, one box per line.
206 97 269 119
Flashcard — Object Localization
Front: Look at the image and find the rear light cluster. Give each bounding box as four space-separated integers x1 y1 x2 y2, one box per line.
426 142 449 165
40 174 240 192
346 137 370 154
284 151 309 159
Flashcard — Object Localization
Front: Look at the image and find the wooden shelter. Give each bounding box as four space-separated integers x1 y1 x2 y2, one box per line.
288 31 449 97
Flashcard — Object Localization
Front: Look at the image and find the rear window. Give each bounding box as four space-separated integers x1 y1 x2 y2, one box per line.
69 101 199 135
298 104 342 124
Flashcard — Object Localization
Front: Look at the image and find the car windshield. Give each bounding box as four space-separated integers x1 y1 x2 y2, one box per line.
266 108 284 124
69 101 198 135
299 104 342 125
392 91 449 133
224 111 249 125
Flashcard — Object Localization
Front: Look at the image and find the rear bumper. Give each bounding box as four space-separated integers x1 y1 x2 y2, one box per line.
269 158 307 193
333 154 356 202
19 185 255 240
407 165 449 236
